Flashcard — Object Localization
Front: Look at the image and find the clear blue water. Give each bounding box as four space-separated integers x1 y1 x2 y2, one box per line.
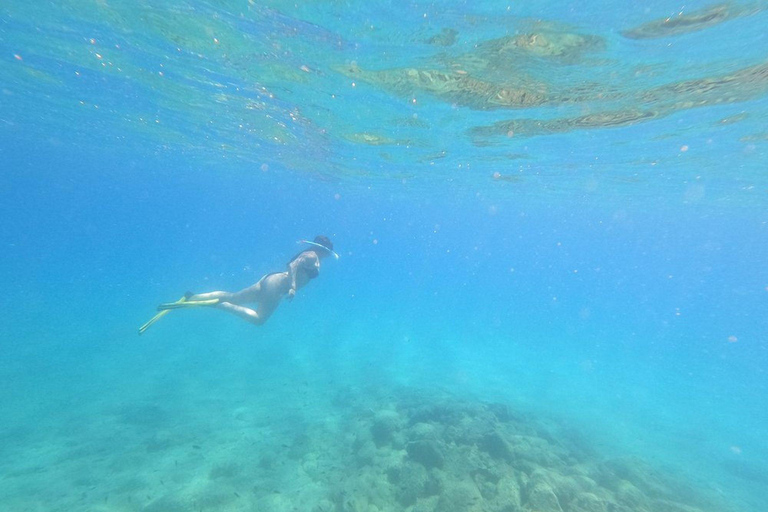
1 1 767 511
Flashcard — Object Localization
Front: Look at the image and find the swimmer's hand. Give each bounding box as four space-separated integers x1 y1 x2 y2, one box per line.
287 289 296 301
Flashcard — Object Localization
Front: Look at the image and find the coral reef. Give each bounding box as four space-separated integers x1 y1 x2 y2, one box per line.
0 387 735 512
257 390 731 512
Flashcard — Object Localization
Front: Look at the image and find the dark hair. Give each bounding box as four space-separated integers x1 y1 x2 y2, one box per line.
313 235 333 251
287 235 334 266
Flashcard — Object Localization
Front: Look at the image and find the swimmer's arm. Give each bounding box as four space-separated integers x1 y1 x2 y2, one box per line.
287 260 298 299
287 253 319 299
309 254 320 274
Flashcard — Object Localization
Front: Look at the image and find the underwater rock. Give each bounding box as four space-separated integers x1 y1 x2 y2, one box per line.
354 439 377 466
389 462 429 506
524 469 584 507
436 479 483 512
409 402 463 426
570 475 607 505
651 500 706 512
336 492 380 512
496 475 523 509
407 439 445 469
541 470 585 505
459 443 503 484
487 402 519 423
391 431 408 450
480 430 513 461
614 479 649 509
371 409 403 446
525 482 563 512
409 422 440 441
513 435 568 468
599 458 673 500
568 492 610 512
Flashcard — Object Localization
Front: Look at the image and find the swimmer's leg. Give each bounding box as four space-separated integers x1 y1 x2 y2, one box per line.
189 273 279 306
157 298 221 310
216 299 279 326
157 282 262 310
219 280 265 305
186 290 232 301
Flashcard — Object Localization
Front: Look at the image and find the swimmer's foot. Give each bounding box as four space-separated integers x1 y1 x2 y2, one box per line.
139 294 188 335
157 298 220 311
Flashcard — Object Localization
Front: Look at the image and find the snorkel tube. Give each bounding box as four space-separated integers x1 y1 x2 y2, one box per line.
298 239 340 260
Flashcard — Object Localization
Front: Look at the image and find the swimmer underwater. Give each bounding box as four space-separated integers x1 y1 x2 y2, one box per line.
139 236 338 334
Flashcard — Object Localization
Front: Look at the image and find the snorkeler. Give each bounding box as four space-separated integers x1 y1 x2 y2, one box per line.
138 236 338 334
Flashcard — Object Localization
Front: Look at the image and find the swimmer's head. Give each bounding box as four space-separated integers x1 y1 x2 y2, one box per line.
295 236 339 260
313 235 333 252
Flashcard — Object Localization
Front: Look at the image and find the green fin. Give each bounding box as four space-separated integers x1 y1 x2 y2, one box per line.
138 295 187 335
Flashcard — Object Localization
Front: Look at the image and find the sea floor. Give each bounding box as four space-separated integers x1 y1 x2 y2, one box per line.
0 376 731 512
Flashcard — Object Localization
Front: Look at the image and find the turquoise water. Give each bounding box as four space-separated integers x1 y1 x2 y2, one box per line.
1 1 767 511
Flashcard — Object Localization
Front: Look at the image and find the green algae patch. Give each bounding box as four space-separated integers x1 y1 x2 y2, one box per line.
477 31 606 61
740 132 768 143
336 64 549 110
470 109 663 142
344 132 400 146
622 2 764 39
6 0 768 195
470 60 768 143
426 28 458 47
717 112 749 125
